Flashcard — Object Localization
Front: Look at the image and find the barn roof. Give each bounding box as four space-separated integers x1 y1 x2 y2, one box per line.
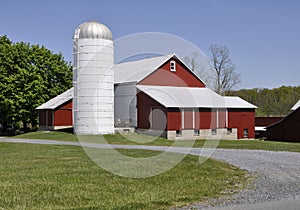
114 54 174 84
36 88 73 110
37 85 257 110
37 54 254 110
223 96 258 109
291 99 300 110
136 85 257 109
114 53 206 85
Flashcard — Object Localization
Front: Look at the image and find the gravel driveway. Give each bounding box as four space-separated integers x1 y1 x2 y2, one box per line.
1 137 300 209
184 148 300 209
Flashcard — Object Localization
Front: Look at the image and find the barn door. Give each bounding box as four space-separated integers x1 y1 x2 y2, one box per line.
150 108 167 130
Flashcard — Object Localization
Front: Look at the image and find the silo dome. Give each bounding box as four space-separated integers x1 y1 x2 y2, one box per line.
73 20 112 40
73 20 114 135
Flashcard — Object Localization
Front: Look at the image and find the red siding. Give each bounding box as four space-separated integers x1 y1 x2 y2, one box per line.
54 100 73 126
137 92 167 130
267 108 300 142
167 109 182 130
228 109 255 139
138 58 206 88
38 110 53 126
167 108 216 130
48 111 53 126
199 109 212 129
218 109 227 128
184 109 193 129
195 110 200 129
255 117 283 127
54 101 73 126
38 100 72 128
267 123 283 141
39 110 46 126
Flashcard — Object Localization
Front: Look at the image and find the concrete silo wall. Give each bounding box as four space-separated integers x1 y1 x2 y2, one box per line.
73 38 114 134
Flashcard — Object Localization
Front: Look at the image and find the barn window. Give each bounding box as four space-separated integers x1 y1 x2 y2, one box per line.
170 61 176 72
227 128 232 134
176 130 182 137
194 129 200 136
211 129 217 135
243 128 248 138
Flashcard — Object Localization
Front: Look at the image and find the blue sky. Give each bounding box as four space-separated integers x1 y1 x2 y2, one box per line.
1 0 299 89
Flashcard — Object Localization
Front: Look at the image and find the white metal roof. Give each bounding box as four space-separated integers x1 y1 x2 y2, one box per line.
137 85 223 108
224 96 258 109
136 85 257 109
36 54 175 110
36 88 73 110
37 54 256 110
37 85 257 110
114 53 206 85
114 54 174 84
291 99 300 110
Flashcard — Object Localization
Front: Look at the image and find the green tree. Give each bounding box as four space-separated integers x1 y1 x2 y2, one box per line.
0 36 15 131
0 36 72 132
228 86 300 117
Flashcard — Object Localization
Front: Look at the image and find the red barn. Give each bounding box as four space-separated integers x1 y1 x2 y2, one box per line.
266 100 300 142
255 117 283 138
37 54 257 140
36 89 73 130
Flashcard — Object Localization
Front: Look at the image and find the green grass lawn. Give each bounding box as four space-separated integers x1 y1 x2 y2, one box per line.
12 131 300 152
12 129 78 142
0 143 249 209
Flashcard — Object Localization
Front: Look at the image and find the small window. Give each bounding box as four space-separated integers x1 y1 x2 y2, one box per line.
176 130 182 137
243 128 248 138
211 129 217 135
170 61 176 72
194 129 200 136
227 128 232 134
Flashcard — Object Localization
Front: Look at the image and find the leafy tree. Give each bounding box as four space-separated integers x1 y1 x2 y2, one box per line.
0 36 15 131
228 86 300 117
0 36 72 132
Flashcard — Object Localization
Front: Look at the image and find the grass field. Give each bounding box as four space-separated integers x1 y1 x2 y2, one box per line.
0 143 249 209
12 130 300 152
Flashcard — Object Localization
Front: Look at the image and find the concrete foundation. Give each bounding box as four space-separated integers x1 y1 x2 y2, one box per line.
167 128 238 140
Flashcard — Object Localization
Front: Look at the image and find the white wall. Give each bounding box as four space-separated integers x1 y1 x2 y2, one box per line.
114 83 137 127
73 38 114 134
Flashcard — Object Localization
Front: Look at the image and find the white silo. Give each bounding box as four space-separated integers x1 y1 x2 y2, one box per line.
73 20 114 134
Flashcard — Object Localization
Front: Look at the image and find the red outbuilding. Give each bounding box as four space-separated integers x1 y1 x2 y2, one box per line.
37 54 257 140
36 88 73 130
266 100 300 142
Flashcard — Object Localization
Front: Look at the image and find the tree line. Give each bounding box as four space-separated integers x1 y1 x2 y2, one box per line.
0 36 72 133
227 86 300 117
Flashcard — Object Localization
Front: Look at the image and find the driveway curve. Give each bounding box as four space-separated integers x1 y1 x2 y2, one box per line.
1 137 300 209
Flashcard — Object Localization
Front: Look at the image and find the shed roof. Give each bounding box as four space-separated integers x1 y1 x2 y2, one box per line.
291 99 300 110
37 85 257 110
224 96 258 109
136 85 257 109
36 88 73 110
